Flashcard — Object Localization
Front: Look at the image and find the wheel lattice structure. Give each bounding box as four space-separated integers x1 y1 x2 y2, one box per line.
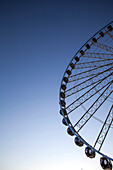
59 21 113 169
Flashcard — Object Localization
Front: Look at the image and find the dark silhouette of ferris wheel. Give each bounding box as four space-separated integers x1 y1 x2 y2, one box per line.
59 21 113 170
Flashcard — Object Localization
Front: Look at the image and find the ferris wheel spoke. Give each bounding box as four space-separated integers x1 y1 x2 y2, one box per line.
106 31 113 40
92 42 113 53
66 77 100 98
73 59 111 70
66 78 112 113
65 69 112 98
73 82 113 132
69 62 112 82
94 105 113 151
83 52 113 60
68 65 112 84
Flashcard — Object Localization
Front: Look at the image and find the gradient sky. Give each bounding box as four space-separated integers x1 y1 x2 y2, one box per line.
0 0 113 170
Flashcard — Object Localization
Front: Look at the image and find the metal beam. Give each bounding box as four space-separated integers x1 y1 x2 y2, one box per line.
94 105 113 151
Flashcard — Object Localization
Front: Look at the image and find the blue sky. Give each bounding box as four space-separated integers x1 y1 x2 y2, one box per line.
0 0 113 170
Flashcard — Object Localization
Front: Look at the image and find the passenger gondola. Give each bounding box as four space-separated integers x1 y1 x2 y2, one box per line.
74 137 84 147
85 147 95 158
100 157 112 170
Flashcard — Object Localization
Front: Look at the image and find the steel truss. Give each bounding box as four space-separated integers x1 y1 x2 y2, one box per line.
59 21 113 162
93 105 113 151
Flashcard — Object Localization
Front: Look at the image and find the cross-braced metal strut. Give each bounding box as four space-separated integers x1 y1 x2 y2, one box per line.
94 105 113 151
74 82 112 132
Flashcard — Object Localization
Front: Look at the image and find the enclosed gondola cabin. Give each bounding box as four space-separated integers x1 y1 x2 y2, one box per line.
66 70 71 76
60 100 66 107
85 147 95 158
70 63 75 69
74 137 84 147
60 109 67 116
60 92 65 99
61 84 66 91
67 127 75 136
62 117 70 126
100 157 112 170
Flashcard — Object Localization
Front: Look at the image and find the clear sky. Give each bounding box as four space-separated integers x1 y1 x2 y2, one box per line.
0 0 113 170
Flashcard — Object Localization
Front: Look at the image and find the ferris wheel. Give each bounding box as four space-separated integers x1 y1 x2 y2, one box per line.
59 21 113 169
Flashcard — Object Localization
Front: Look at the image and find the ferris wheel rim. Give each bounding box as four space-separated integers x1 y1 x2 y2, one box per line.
60 21 113 84
59 21 113 161
60 105 113 161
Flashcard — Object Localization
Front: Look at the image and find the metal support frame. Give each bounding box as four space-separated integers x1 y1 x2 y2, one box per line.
84 52 113 60
94 105 113 151
93 42 113 53
66 79 112 114
65 67 112 99
59 21 113 161
74 83 112 132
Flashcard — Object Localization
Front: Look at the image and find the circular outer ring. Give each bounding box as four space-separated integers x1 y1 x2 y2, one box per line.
59 21 113 161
